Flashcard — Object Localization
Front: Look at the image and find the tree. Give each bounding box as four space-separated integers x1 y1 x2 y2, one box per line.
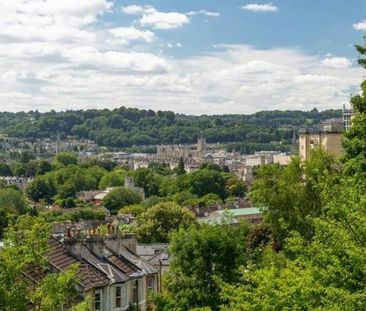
103 187 142 213
251 149 339 242
188 169 227 199
37 160 53 175
27 175 57 203
133 168 161 197
225 175 246 198
154 222 249 310
0 188 27 215
99 170 126 189
175 157 186 176
55 152 78 167
136 202 196 243
0 163 12 176
0 216 86 311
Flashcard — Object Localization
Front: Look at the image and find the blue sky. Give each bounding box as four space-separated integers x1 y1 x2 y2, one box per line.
0 1 365 114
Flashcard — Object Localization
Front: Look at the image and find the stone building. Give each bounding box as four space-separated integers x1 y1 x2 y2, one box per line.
26 225 160 311
299 119 344 161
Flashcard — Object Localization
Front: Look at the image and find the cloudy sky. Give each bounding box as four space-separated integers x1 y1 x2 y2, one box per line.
1 0 366 114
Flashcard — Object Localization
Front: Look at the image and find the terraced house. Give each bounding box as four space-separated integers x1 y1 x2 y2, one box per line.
46 226 159 311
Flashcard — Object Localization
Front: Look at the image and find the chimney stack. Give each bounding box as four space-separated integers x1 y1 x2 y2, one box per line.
66 227 71 239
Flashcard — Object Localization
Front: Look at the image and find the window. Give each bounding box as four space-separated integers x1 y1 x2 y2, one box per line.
132 281 138 303
94 291 101 311
147 276 154 293
115 286 121 308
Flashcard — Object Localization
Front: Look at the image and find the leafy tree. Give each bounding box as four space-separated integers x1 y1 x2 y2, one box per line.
0 187 27 215
99 170 126 189
55 152 78 167
251 149 339 242
133 168 161 197
155 222 249 310
136 202 196 243
225 175 246 198
0 216 87 311
188 168 227 200
103 187 142 213
37 160 53 175
174 157 186 176
0 163 12 176
27 175 57 203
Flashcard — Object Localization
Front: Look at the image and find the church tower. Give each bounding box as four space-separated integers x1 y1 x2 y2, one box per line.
197 131 206 152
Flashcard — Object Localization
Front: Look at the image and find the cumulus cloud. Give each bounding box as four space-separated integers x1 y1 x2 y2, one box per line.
322 57 352 69
108 27 156 44
121 5 218 30
0 1 362 115
140 9 190 30
240 3 278 12
187 10 220 17
353 20 366 31
0 0 113 43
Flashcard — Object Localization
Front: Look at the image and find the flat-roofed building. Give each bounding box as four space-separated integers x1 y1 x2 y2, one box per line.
299 119 344 160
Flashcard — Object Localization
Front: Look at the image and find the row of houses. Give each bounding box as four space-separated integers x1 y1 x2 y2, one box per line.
31 223 169 311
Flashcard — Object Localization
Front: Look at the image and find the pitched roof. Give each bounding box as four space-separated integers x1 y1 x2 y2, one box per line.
48 238 109 291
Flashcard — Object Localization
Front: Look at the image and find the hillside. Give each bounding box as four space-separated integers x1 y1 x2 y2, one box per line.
0 107 342 152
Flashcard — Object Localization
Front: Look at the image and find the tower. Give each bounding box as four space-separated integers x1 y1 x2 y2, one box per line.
197 131 206 152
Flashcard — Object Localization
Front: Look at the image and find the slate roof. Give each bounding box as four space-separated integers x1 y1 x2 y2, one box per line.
48 238 109 291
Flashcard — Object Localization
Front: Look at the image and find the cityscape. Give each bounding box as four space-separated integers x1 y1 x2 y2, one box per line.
1 1 366 311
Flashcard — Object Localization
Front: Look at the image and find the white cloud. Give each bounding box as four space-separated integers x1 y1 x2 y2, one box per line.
139 8 190 30
0 1 362 115
121 5 146 15
108 27 156 44
322 57 352 69
176 43 183 48
0 0 113 43
187 10 220 17
353 20 366 31
240 3 278 12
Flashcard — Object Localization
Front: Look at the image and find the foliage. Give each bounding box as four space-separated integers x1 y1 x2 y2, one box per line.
0 163 13 176
154 223 249 311
0 107 341 151
251 149 340 242
136 202 196 243
187 168 227 200
27 175 57 203
103 187 142 213
55 152 78 167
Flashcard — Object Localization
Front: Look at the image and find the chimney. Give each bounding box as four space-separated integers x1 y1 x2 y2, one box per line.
121 234 137 253
106 223 111 236
66 227 71 239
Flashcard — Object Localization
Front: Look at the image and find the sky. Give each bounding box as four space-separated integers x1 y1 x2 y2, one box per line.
1 0 366 115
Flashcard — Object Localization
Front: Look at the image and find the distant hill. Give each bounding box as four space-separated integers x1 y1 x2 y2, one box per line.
0 107 342 153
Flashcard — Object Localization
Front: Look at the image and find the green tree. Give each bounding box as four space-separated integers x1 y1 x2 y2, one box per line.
174 157 186 176
103 187 142 213
188 168 227 199
251 149 339 242
55 152 78 167
136 202 196 243
0 163 12 176
155 222 249 310
133 168 161 197
26 175 57 203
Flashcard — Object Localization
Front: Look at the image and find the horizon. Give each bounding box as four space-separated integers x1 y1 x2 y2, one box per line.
0 105 344 116
0 1 365 114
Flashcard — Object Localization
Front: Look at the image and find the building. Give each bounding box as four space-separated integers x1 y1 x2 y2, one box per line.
343 104 357 131
199 207 262 225
299 119 344 161
35 225 160 311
